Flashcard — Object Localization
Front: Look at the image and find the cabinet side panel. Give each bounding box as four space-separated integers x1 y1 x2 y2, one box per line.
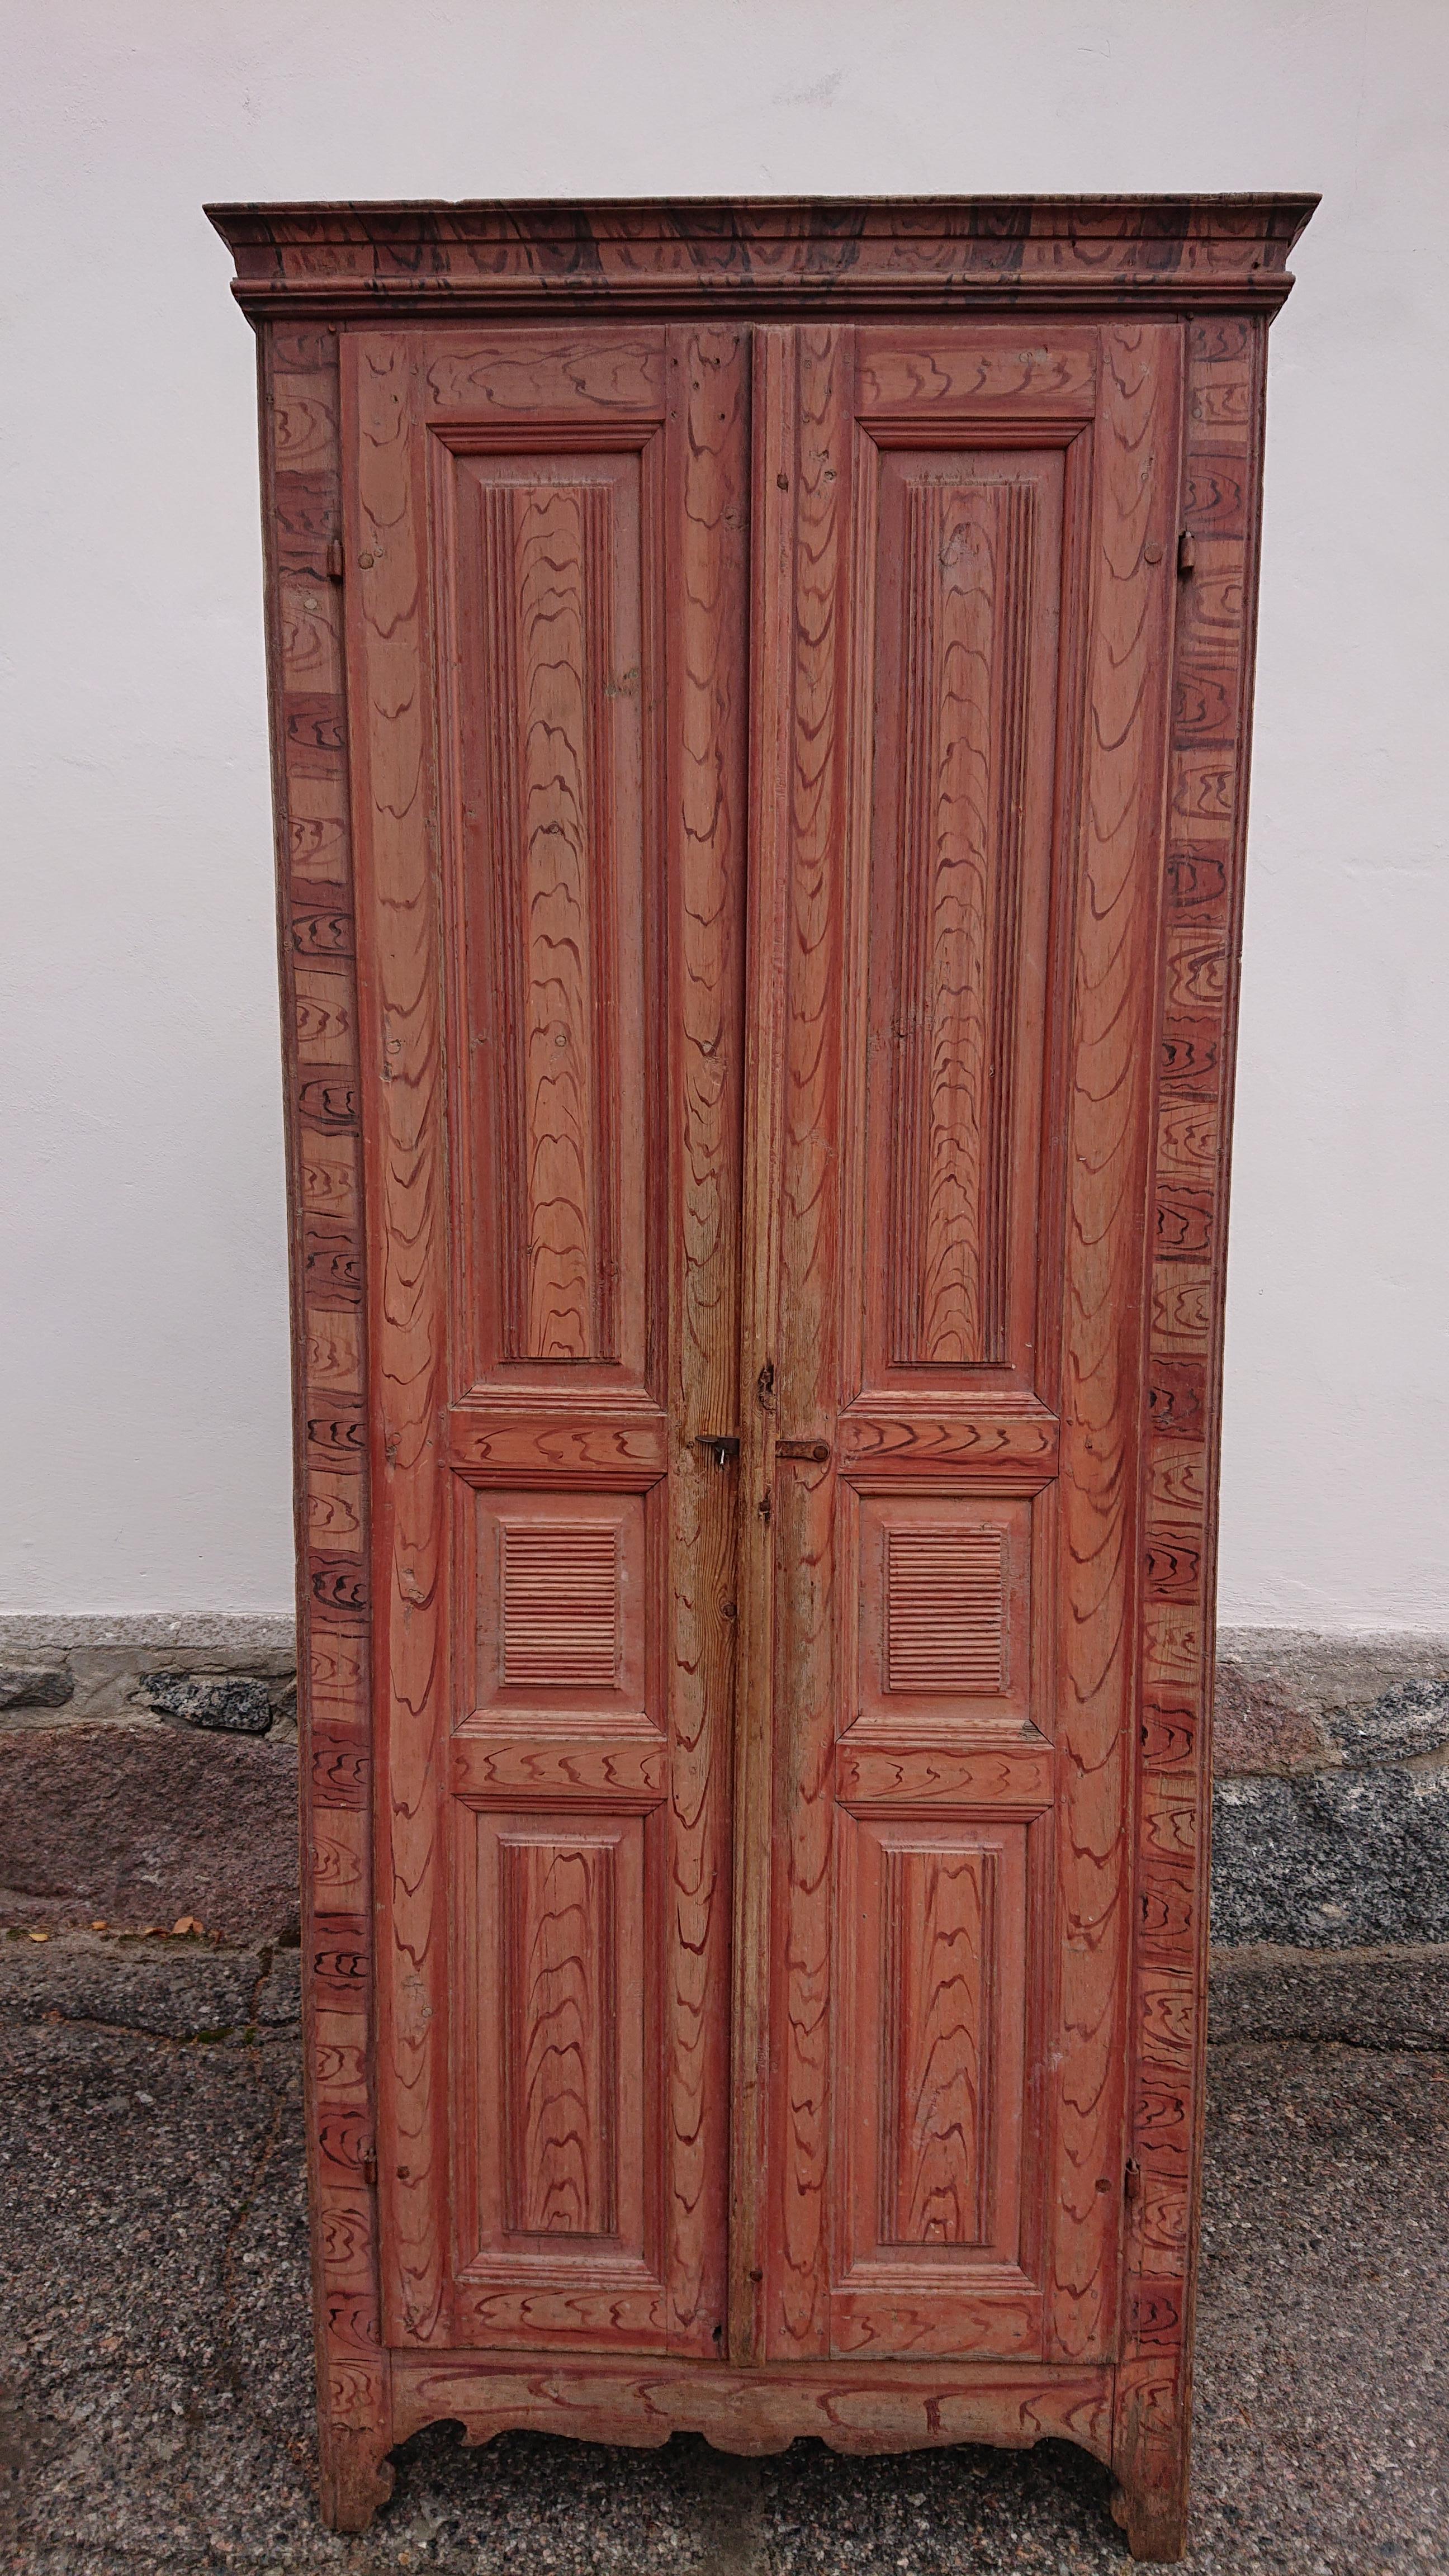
1113 314 1271 2544
258 319 391 2503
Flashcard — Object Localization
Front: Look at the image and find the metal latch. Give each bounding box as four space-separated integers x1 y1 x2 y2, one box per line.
694 1434 740 1471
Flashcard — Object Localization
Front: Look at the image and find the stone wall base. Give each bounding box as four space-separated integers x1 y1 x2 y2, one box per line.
2 1620 1447 1953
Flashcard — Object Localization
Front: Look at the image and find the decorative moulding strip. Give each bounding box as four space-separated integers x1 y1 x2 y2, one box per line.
206 196 1318 322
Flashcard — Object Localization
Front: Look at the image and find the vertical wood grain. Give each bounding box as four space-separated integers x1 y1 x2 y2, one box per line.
459 452 645 1386
502 1834 619 2236
500 480 614 1359
1046 324 1182 2366
728 321 795 2364
758 325 856 2364
662 324 750 2354
892 480 1034 1367
856 437 1064 1400
883 1840 994 2247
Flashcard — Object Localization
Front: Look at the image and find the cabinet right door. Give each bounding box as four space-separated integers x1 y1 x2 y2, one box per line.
745 320 1184 2368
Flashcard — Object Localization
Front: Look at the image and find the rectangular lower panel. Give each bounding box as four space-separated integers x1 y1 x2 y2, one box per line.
451 1803 666 2350
833 1810 1041 2358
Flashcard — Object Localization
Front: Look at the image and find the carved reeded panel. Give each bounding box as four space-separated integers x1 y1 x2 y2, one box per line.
501 1522 621 1689
859 448 1063 1394
851 1492 1033 1731
451 448 653 1390
884 1524 1006 1696
470 1491 646 1724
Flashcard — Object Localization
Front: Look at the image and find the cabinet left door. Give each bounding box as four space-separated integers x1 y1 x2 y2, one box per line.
341 323 750 2357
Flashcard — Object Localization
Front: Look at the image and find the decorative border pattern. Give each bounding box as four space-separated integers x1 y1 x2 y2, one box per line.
257 321 392 2527
1112 313 1271 2558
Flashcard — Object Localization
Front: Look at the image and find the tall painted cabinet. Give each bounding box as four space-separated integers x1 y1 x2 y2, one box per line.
210 195 1313 2558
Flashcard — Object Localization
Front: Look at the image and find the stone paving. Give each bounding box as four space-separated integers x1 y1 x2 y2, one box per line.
1 1933 1446 2574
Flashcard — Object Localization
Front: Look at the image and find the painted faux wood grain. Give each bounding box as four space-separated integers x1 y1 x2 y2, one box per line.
661 324 750 2355
344 329 452 2353
1112 312 1271 2562
221 197 1305 2558
763 324 855 2364
855 429 1062 1399
259 318 392 2528
347 321 750 2374
1045 326 1180 2371
883 1839 995 2244
390 2349 1116 2460
212 196 1315 321
498 1830 629 2239
888 478 1032 1368
457 453 646 1375
726 321 795 2366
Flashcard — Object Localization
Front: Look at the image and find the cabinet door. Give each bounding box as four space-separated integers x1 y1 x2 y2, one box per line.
737 322 1182 2365
343 325 749 2356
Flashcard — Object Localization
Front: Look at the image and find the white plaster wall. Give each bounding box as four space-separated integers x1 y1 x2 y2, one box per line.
2 0 1445 1627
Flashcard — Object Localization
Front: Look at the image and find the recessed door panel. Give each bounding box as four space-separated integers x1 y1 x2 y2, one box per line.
860 443 1064 1399
452 449 653 1393
452 1806 664 2346
832 1811 1040 2357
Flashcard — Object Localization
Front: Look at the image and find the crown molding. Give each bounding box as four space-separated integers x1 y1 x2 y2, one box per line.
206 193 1318 323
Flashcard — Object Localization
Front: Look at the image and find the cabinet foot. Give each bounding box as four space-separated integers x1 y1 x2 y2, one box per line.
318 2421 395 2534
1110 2471 1187 2563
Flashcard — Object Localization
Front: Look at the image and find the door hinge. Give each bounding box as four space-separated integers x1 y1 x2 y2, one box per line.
777 1439 831 1463
1176 528 1196 578
326 535 345 582
1124 2157 1142 2204
361 2144 378 2188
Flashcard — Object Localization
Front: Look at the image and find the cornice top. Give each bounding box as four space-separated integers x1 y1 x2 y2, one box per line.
206 192 1318 323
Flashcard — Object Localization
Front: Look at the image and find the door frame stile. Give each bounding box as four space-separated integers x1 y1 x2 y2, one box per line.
728 323 795 2364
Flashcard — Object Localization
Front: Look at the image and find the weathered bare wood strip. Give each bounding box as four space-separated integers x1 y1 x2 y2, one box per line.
728 321 795 2365
768 324 855 2363
662 324 750 2355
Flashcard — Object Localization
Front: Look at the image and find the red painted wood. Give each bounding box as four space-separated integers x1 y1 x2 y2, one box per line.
342 321 749 2367
218 196 1311 2556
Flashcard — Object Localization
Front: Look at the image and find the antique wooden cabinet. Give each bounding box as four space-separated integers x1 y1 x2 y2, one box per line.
210 195 1312 2558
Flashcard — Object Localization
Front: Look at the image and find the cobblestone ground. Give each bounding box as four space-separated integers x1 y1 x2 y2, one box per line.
1 1933 1445 2574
